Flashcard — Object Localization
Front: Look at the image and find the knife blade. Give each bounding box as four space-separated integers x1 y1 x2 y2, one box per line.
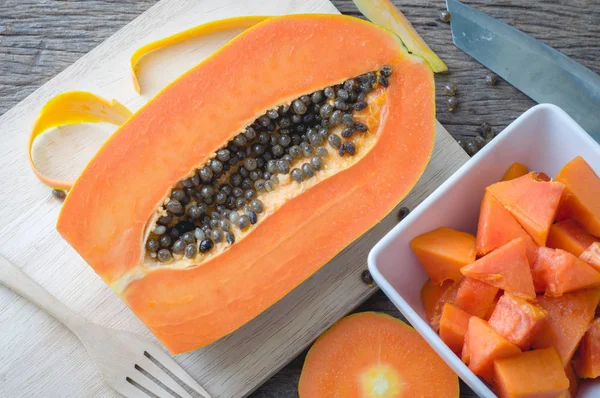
446 0 600 141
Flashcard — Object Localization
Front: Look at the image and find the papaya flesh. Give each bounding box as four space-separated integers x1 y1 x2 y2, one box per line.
421 279 454 323
410 227 477 285
439 303 471 355
454 277 499 318
56 15 435 353
531 246 600 297
461 237 536 300
488 293 547 350
581 242 600 272
487 172 565 246
532 289 600 366
501 162 529 181
565 362 579 398
298 312 459 398
547 219 597 257
556 156 600 237
574 318 600 379
476 192 538 265
462 316 521 384
493 347 569 398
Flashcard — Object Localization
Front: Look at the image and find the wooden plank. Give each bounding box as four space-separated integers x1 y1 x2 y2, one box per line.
0 1 468 397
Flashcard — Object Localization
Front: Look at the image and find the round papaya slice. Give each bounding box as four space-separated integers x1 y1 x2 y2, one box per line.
298 312 459 397
57 14 435 353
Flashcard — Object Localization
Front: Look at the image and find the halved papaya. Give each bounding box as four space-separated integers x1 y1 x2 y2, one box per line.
501 162 529 181
574 318 600 379
547 219 598 257
532 289 600 366
476 192 538 264
55 15 436 353
532 246 600 297
556 156 600 237
411 227 477 285
461 237 536 300
454 277 499 318
298 312 459 397
487 172 565 246
462 317 521 384
493 347 569 398
488 293 547 350
581 242 600 272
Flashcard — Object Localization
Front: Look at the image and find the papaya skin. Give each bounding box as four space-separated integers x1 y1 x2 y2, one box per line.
298 312 459 398
57 15 435 354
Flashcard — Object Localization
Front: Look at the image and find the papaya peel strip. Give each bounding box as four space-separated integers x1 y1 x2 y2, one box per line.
131 15 268 94
28 91 132 191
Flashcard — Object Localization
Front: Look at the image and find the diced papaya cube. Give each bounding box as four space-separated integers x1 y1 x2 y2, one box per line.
439 303 471 355
493 347 569 398
531 246 600 297
423 279 460 332
476 192 538 265
454 277 499 318
532 289 600 366
556 156 600 237
487 172 565 246
484 291 503 321
547 219 597 257
488 293 547 350
581 242 600 272
461 237 536 299
502 163 529 181
421 279 454 322
410 227 476 284
462 317 521 383
574 318 600 379
565 362 579 398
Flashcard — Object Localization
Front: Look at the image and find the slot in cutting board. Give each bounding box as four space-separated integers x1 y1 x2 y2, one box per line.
0 0 468 396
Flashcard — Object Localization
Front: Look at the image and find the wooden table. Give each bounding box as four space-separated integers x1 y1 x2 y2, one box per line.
1 1 599 397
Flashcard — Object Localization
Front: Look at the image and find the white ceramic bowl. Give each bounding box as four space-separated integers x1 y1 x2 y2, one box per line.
368 104 600 397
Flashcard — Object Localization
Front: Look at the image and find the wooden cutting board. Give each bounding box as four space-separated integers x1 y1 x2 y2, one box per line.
0 0 468 397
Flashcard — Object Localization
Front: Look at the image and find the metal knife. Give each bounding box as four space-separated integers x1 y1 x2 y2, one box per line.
446 0 600 141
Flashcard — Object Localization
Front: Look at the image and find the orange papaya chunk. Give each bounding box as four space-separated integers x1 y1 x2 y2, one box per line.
488 293 547 350
411 227 476 285
532 289 600 365
487 172 565 246
421 279 454 323
56 15 437 353
429 280 460 332
574 318 600 379
556 156 600 237
439 303 472 355
565 362 579 398
476 192 538 264
298 312 459 397
454 277 499 318
532 247 600 297
581 242 600 272
501 162 529 181
547 219 597 257
493 347 569 398
484 291 503 321
462 317 521 384
461 237 536 299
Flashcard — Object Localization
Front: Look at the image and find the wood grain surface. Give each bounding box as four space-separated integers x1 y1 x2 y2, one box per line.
1 1 598 397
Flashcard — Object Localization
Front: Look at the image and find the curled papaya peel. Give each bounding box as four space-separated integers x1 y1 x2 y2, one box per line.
131 16 267 94
28 92 132 190
55 15 436 353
